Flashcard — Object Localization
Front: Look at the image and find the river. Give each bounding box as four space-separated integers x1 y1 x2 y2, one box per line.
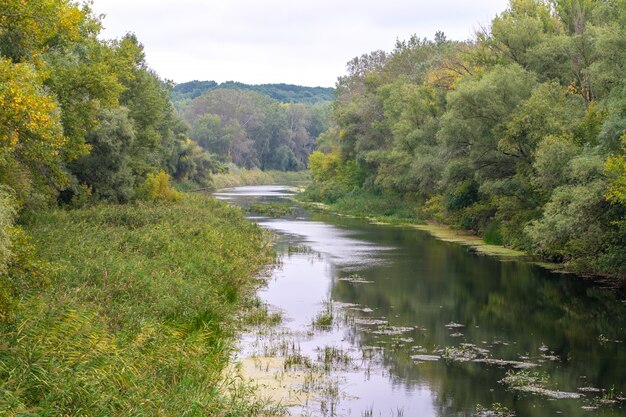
215 185 626 417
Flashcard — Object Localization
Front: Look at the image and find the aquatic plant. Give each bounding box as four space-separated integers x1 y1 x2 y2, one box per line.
248 202 295 217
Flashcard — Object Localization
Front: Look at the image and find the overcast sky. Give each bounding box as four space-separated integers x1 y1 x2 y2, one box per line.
91 0 509 87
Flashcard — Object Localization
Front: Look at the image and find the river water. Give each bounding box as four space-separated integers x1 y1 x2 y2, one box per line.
215 185 626 417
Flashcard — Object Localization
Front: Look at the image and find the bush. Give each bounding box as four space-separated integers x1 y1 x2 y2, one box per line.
135 170 182 202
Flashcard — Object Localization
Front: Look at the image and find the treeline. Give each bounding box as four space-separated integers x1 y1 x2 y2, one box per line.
182 88 330 171
0 1 222 317
173 80 334 107
0 1 221 208
307 0 626 276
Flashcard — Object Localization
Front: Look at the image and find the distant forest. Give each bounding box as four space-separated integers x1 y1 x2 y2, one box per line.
181 88 330 171
172 80 335 108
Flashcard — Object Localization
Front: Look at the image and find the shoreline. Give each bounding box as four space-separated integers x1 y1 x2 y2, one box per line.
296 199 624 283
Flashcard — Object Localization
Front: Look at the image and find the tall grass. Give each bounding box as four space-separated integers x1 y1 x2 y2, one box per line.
0 195 283 416
0 187 16 320
0 186 15 275
299 186 422 224
212 167 310 190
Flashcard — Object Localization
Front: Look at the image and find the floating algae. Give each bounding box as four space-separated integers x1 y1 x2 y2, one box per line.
443 345 482 362
578 387 602 393
353 317 388 326
370 325 415 335
411 354 441 362
442 344 538 369
338 273 374 284
500 370 583 399
475 358 538 369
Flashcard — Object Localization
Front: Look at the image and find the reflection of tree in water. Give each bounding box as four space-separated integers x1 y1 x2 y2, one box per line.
325 220 626 416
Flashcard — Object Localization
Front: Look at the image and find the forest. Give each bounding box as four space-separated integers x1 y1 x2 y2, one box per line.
172 80 334 106
181 88 329 171
304 0 626 277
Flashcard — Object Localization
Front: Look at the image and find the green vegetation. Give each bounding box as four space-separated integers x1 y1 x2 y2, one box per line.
0 195 283 415
212 167 310 189
248 202 295 217
312 302 335 328
305 1 626 277
0 2 305 415
183 88 330 171
300 187 420 223
475 403 514 417
173 80 334 106
0 0 228 316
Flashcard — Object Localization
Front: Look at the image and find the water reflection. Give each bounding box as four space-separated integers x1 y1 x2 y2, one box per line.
217 186 626 417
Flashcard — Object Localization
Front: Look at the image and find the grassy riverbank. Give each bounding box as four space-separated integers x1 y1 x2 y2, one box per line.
297 191 530 260
212 168 310 190
0 195 282 416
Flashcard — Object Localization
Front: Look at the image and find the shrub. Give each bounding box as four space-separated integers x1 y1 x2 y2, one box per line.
136 170 182 202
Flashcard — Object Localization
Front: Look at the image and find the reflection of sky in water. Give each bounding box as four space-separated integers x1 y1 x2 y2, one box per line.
260 219 394 270
261 254 331 330
243 244 435 416
224 186 434 416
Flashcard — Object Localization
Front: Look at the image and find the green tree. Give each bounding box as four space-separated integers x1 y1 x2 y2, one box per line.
71 107 135 203
190 114 230 158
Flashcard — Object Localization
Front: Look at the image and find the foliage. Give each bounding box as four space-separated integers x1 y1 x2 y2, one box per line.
605 137 626 205
305 0 626 276
1 4 216 208
308 150 366 201
71 107 135 203
0 58 66 207
211 166 310 190
184 89 325 171
135 170 182 202
173 80 334 106
0 195 281 415
0 0 95 63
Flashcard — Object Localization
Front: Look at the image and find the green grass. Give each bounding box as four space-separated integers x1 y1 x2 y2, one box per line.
0 195 283 416
212 168 310 190
248 202 295 217
298 187 421 224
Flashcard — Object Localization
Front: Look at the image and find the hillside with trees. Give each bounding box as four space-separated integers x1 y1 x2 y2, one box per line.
172 80 334 108
182 88 329 171
305 0 626 277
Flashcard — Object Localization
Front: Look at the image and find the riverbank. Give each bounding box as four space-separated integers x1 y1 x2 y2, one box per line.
299 199 528 257
0 195 283 416
212 168 310 190
297 193 626 286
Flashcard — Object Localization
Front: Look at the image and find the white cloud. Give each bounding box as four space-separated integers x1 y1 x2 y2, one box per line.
91 0 508 86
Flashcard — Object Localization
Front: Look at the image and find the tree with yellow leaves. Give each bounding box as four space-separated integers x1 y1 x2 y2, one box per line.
0 58 66 205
